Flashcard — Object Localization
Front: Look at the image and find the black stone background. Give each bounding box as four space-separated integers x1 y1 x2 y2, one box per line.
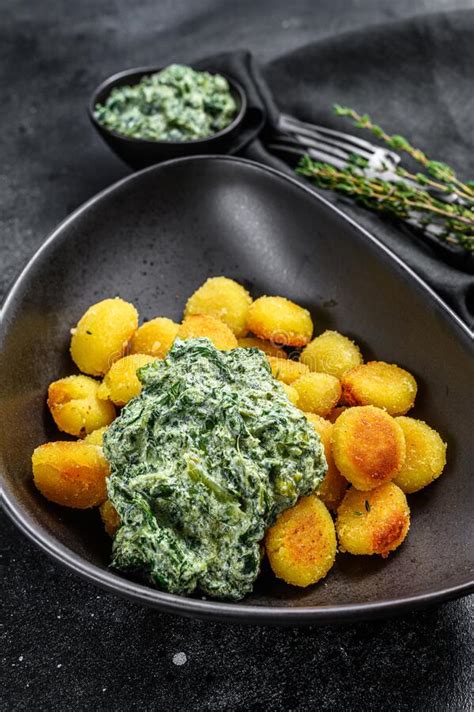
1 1 473 710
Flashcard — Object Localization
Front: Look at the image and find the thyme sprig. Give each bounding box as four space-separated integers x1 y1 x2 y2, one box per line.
296 106 474 252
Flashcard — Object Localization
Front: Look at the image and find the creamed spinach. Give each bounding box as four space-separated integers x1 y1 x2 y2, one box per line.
103 339 326 600
94 64 237 142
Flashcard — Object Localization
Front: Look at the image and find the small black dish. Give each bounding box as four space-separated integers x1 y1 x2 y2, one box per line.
88 65 248 169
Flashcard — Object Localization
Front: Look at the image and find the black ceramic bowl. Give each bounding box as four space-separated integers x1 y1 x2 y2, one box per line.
1 157 473 625
88 65 247 168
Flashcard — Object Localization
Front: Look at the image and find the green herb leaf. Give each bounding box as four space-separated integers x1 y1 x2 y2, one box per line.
296 109 474 253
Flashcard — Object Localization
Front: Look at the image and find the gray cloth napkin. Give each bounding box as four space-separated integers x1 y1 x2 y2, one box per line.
206 10 474 328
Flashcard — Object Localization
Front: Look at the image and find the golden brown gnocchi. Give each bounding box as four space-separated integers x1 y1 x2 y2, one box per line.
393 417 447 493
31 275 449 596
98 354 157 406
237 336 287 359
184 276 252 337
342 361 417 416
100 499 121 537
331 406 406 491
336 483 410 557
267 356 309 384
130 317 179 358
32 441 109 509
70 297 138 376
178 314 238 350
301 330 363 378
266 495 336 586
246 296 313 347
292 372 341 417
48 375 116 437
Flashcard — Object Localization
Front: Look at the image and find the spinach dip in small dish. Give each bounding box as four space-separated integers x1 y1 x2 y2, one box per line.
93 64 238 142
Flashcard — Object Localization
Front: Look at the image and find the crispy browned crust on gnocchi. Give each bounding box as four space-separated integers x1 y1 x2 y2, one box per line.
305 413 347 511
70 298 138 376
300 330 363 378
237 336 288 358
100 499 121 537
32 441 109 508
292 372 341 417
48 375 116 438
184 277 252 337
246 296 313 347
267 356 309 384
98 354 157 406
336 483 410 557
130 317 179 358
393 417 447 493
266 495 336 587
178 314 238 350
331 406 406 491
342 361 417 415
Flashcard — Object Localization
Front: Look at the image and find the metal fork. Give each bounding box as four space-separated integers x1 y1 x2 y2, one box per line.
272 113 464 198
272 113 402 178
268 112 458 241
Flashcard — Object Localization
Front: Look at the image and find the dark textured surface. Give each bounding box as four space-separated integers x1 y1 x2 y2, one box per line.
1 1 473 709
2 516 472 712
2 513 473 711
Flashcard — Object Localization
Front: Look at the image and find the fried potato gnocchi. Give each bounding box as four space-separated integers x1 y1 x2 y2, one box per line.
342 361 417 415
184 277 252 337
267 356 309 384
98 354 156 406
305 413 347 511
130 317 179 358
282 383 299 406
393 417 447 493
331 406 406 491
32 441 109 508
246 296 313 347
336 483 410 557
301 330 363 378
178 314 238 350
83 426 108 447
237 336 287 359
292 372 341 417
70 298 138 376
100 499 121 537
48 375 116 438
31 275 450 594
266 495 336 587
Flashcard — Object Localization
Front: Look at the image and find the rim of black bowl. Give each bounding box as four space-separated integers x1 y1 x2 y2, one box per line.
88 64 248 145
1 156 473 625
